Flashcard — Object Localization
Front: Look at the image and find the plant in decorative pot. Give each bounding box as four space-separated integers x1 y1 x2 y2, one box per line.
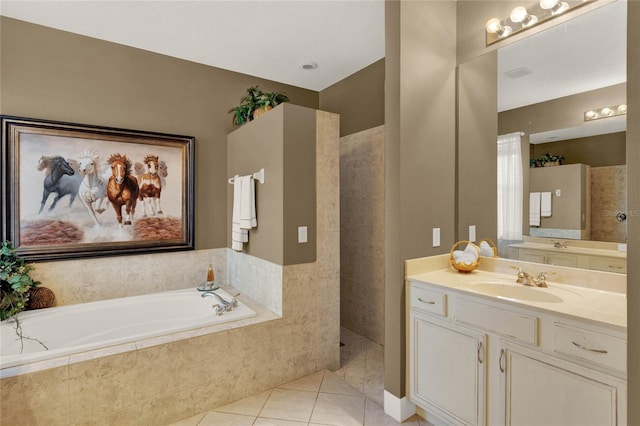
228 86 289 126
0 241 44 321
531 153 565 168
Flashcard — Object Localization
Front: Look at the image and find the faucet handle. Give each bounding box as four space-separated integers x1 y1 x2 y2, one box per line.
534 271 556 288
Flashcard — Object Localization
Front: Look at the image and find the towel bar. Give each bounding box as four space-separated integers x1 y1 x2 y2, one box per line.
228 168 265 184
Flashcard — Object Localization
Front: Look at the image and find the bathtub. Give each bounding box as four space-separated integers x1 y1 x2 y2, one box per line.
0 287 256 370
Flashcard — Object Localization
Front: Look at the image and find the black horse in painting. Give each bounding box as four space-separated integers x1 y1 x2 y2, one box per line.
37 155 80 214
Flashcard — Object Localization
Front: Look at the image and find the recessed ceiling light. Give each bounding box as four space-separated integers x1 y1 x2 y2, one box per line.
300 62 318 70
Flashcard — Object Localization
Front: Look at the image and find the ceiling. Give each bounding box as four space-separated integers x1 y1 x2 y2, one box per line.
0 0 626 111
0 0 386 92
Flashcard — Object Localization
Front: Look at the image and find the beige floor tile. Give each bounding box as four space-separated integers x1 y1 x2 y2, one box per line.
253 418 308 426
319 371 363 396
166 412 206 426
277 370 325 392
213 389 272 416
310 392 365 426
258 388 318 422
197 411 255 425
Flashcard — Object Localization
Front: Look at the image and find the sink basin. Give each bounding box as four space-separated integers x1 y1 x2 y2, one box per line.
471 282 564 303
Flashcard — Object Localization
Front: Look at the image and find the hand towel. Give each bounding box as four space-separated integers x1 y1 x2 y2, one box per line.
541 192 552 217
231 175 247 251
239 175 257 229
529 192 541 227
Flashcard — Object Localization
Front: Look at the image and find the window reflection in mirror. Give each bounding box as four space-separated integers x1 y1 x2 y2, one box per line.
496 0 627 273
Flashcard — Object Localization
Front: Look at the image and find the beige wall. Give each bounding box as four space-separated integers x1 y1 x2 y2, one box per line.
320 59 385 137
340 125 385 345
385 0 457 398
0 17 319 250
531 132 626 167
457 51 498 243
499 84 626 136
227 104 317 265
529 164 588 231
627 1 639 423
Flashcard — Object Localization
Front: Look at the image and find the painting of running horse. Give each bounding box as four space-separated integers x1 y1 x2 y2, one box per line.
107 153 139 226
1 115 195 261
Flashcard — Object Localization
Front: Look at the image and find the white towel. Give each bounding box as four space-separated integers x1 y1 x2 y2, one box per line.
231 175 246 251
529 192 541 227
239 175 257 229
231 175 258 252
541 192 552 217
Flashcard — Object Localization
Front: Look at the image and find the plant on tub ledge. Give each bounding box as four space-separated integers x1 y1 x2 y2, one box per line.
228 86 289 126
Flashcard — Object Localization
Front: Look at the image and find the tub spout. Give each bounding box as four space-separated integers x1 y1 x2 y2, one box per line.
201 291 237 311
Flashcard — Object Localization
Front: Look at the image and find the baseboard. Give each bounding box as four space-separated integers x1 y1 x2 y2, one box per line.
383 390 416 422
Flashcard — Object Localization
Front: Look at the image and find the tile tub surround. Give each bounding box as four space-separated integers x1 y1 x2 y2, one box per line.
0 110 340 425
227 249 283 315
340 125 385 345
30 248 228 306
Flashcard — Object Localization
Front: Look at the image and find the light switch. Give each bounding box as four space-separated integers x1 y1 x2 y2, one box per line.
298 226 308 243
433 228 440 247
469 225 476 242
555 189 561 197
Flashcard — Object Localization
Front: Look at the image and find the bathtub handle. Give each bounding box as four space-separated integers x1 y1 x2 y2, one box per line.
212 304 225 316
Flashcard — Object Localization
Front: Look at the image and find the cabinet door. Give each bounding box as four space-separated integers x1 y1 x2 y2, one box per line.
545 253 578 267
410 314 486 425
502 348 618 426
518 249 546 264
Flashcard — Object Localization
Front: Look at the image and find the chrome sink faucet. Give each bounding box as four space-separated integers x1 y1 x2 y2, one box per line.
552 239 567 248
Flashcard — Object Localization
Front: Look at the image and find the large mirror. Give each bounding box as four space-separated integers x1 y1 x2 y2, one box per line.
495 0 627 272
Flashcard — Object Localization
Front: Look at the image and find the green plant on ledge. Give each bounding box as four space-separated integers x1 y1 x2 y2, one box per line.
0 241 40 321
228 86 289 126
530 153 565 168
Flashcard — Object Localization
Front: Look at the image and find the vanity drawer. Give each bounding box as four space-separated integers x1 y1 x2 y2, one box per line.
553 323 626 373
455 299 538 345
587 257 626 273
410 286 447 317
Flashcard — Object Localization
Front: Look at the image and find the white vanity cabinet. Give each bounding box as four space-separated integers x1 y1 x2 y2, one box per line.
407 279 627 426
515 247 626 273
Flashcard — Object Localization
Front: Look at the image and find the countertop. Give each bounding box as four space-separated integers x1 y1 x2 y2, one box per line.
509 242 627 259
408 267 627 331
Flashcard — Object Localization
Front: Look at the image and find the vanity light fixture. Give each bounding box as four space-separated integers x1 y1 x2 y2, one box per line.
584 104 628 121
486 0 595 45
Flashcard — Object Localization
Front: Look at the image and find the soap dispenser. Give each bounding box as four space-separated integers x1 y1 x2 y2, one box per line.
206 264 215 290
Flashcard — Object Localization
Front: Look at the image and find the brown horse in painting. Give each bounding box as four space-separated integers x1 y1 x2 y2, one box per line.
137 154 163 217
107 153 139 226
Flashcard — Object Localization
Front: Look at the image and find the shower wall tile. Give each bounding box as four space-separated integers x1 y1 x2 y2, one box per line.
591 165 627 242
339 125 385 344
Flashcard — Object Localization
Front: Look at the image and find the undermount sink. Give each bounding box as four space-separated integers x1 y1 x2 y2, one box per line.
471 282 564 303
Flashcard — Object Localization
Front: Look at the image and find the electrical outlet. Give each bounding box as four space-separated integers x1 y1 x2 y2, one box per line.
433 228 440 247
298 226 308 243
469 225 476 242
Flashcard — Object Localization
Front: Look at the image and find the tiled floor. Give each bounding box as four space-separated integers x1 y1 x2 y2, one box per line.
170 327 429 426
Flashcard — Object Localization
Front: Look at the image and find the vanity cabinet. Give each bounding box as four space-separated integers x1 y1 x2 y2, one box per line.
515 247 626 273
407 279 627 426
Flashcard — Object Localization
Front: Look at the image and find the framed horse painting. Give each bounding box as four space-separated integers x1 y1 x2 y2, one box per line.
1 116 195 261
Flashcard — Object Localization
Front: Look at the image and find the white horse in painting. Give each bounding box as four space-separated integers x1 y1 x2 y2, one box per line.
77 150 108 225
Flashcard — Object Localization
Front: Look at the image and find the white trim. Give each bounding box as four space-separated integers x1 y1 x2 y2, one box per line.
384 390 416 422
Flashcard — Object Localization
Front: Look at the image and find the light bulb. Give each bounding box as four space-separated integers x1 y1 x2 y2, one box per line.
618 104 628 114
485 18 512 37
601 107 613 116
539 0 559 9
486 18 502 33
585 111 597 120
540 0 569 15
510 7 528 23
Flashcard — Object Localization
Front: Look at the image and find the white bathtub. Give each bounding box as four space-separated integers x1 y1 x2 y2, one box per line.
0 288 256 370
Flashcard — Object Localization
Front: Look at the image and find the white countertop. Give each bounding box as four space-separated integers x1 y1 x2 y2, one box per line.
509 242 627 259
408 267 626 331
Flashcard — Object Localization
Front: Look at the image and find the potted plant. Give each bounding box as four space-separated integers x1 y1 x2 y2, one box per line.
0 241 41 320
228 86 289 126
531 153 565 168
